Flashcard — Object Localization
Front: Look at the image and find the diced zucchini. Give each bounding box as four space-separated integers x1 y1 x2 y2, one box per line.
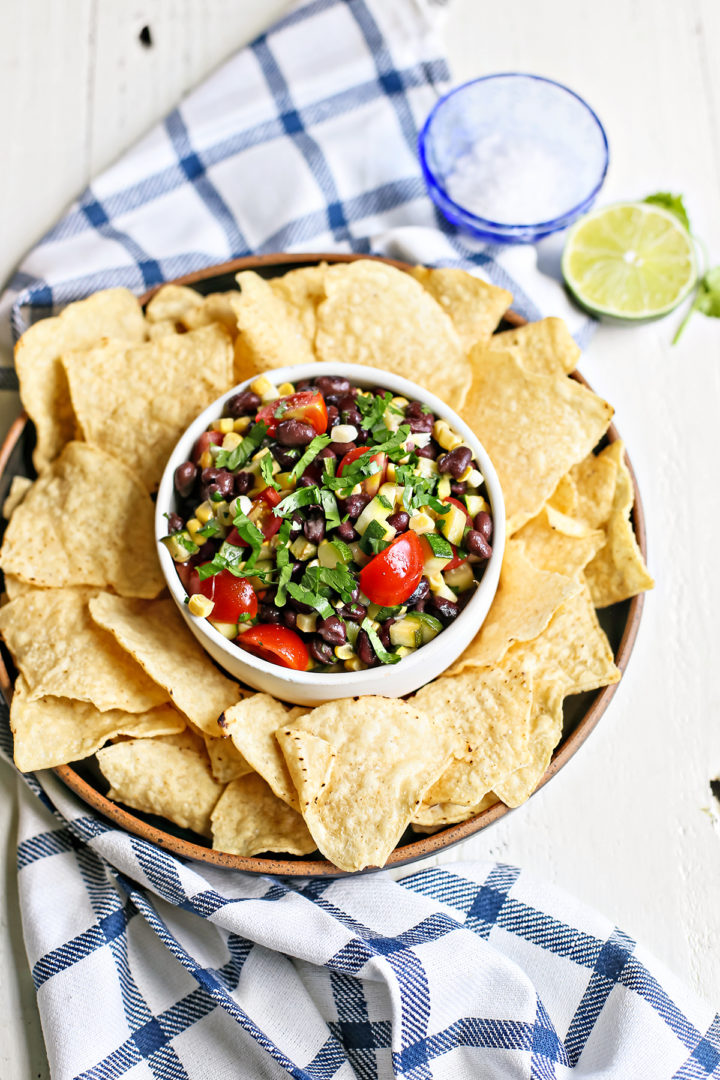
437 476 452 500
215 500 234 528
438 504 467 546
296 612 318 633
443 562 475 591
348 541 370 567
395 645 416 658
390 617 423 648
426 572 458 601
378 482 402 506
415 457 438 479
208 619 238 639
289 537 317 561
408 510 435 535
318 538 353 569
359 517 396 555
162 531 197 562
464 494 488 518
413 611 444 643
419 533 453 576
345 621 360 646
355 493 394 536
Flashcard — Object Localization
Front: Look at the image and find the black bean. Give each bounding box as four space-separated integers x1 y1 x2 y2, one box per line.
283 608 298 629
338 395 362 426
317 446 337 466
465 529 492 559
474 511 493 541
413 599 426 613
329 440 356 457
299 461 323 487
429 596 459 624
336 602 366 622
166 512 184 534
326 405 339 431
318 615 346 646
336 521 357 543
289 596 314 614
234 471 253 496
450 481 467 497
356 629 378 666
174 461 197 498
271 444 299 470
387 510 410 533
295 379 312 391
315 375 351 397
225 389 260 417
303 508 325 545
289 512 303 539
378 618 395 649
201 467 234 501
257 603 283 624
416 442 438 459
457 585 477 613
406 577 430 605
341 493 370 520
310 637 335 665
276 419 315 447
290 562 305 581
437 446 472 479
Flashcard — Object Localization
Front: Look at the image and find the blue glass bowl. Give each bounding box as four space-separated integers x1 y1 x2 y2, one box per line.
419 73 609 243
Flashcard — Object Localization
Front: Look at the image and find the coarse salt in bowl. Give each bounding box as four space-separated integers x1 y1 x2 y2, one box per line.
419 73 609 243
156 362 505 707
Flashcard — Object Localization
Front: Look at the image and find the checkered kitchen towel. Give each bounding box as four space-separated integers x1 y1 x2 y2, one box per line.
1 0 717 1076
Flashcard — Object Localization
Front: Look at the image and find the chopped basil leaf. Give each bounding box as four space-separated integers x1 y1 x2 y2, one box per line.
274 485 321 517
286 583 334 620
210 491 224 503
215 421 268 470
289 434 331 482
361 617 401 665
232 510 264 571
196 519 221 539
275 563 293 606
320 488 341 529
259 453 281 491
197 554 228 580
177 534 199 553
274 520 293 606
218 540 244 565
375 493 393 510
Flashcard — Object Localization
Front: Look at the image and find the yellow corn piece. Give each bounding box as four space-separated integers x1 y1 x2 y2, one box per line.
188 594 214 617
221 431 242 451
211 417 234 434
199 450 212 469
344 655 368 672
433 419 463 451
233 416 252 434
195 501 214 524
186 518 203 543
277 382 295 396
250 375 279 403
334 643 354 660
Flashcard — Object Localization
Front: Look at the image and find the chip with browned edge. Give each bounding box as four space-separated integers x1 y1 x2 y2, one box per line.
88 594 240 735
0 443 163 597
211 774 316 857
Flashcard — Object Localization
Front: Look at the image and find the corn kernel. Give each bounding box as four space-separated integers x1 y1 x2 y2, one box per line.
186 518 203 543
433 419 463 451
195 500 214 524
188 594 214 617
408 510 435 535
199 450 212 469
221 431 242 451
296 612 318 633
250 375 280 403
233 416 252 434
334 643 354 660
390 396 409 409
386 462 397 482
275 471 296 491
277 381 295 396
344 655 368 671
211 417 234 434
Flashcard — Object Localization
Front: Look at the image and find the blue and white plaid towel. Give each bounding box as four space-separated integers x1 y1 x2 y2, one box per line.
1 1 717 1076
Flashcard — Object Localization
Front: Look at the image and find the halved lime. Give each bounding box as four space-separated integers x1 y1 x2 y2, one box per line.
562 202 697 320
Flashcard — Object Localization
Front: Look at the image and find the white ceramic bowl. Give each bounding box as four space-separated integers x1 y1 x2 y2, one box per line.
156 362 505 705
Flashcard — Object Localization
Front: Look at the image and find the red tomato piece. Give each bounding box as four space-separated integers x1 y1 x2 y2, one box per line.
337 447 388 496
192 430 223 463
256 391 327 436
249 486 283 540
359 530 424 606
237 624 310 670
188 569 258 623
438 496 472 571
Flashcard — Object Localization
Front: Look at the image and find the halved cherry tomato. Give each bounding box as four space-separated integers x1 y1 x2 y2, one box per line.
359 530 424 606
192 430 223 462
237 624 310 670
227 487 283 548
438 496 472 572
256 391 327 436
337 447 388 496
188 569 258 623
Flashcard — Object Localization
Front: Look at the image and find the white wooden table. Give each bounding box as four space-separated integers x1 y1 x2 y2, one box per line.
1 1 719 1074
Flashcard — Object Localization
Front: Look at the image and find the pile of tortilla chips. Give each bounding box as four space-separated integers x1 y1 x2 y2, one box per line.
0 260 653 873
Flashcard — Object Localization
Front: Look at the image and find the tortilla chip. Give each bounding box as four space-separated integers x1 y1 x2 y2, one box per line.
10 675 184 771
211 773 316 857
570 450 618 530
231 271 316 374
409 266 512 349
489 317 580 376
0 589 169 713
507 582 620 696
412 792 498 828
270 265 327 334
414 665 533 807
96 738 224 836
2 476 33 519
584 440 654 606
145 284 204 326
276 696 457 872
3 575 39 601
462 348 613 532
493 685 565 807
63 323 233 491
88 594 240 735
548 473 578 516
203 734 253 784
447 541 580 674
315 261 471 409
14 288 147 472
274 729 336 809
513 506 605 577
0 442 163 597
219 694 296 808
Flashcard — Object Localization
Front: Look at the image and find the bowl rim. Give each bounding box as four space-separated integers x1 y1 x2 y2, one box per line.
418 72 610 233
0 251 646 877
156 361 506 692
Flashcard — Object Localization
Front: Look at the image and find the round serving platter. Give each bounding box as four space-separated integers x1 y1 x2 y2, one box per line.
0 252 646 877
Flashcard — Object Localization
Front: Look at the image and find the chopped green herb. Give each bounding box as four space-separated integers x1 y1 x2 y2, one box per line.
196 519 221 539
320 488 341 529
361 617 401 665
215 421 268 470
231 510 264 571
274 520 293 606
274 485 321 517
177 534 199 553
259 453 282 491
286 583 334 620
289 434 331 482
